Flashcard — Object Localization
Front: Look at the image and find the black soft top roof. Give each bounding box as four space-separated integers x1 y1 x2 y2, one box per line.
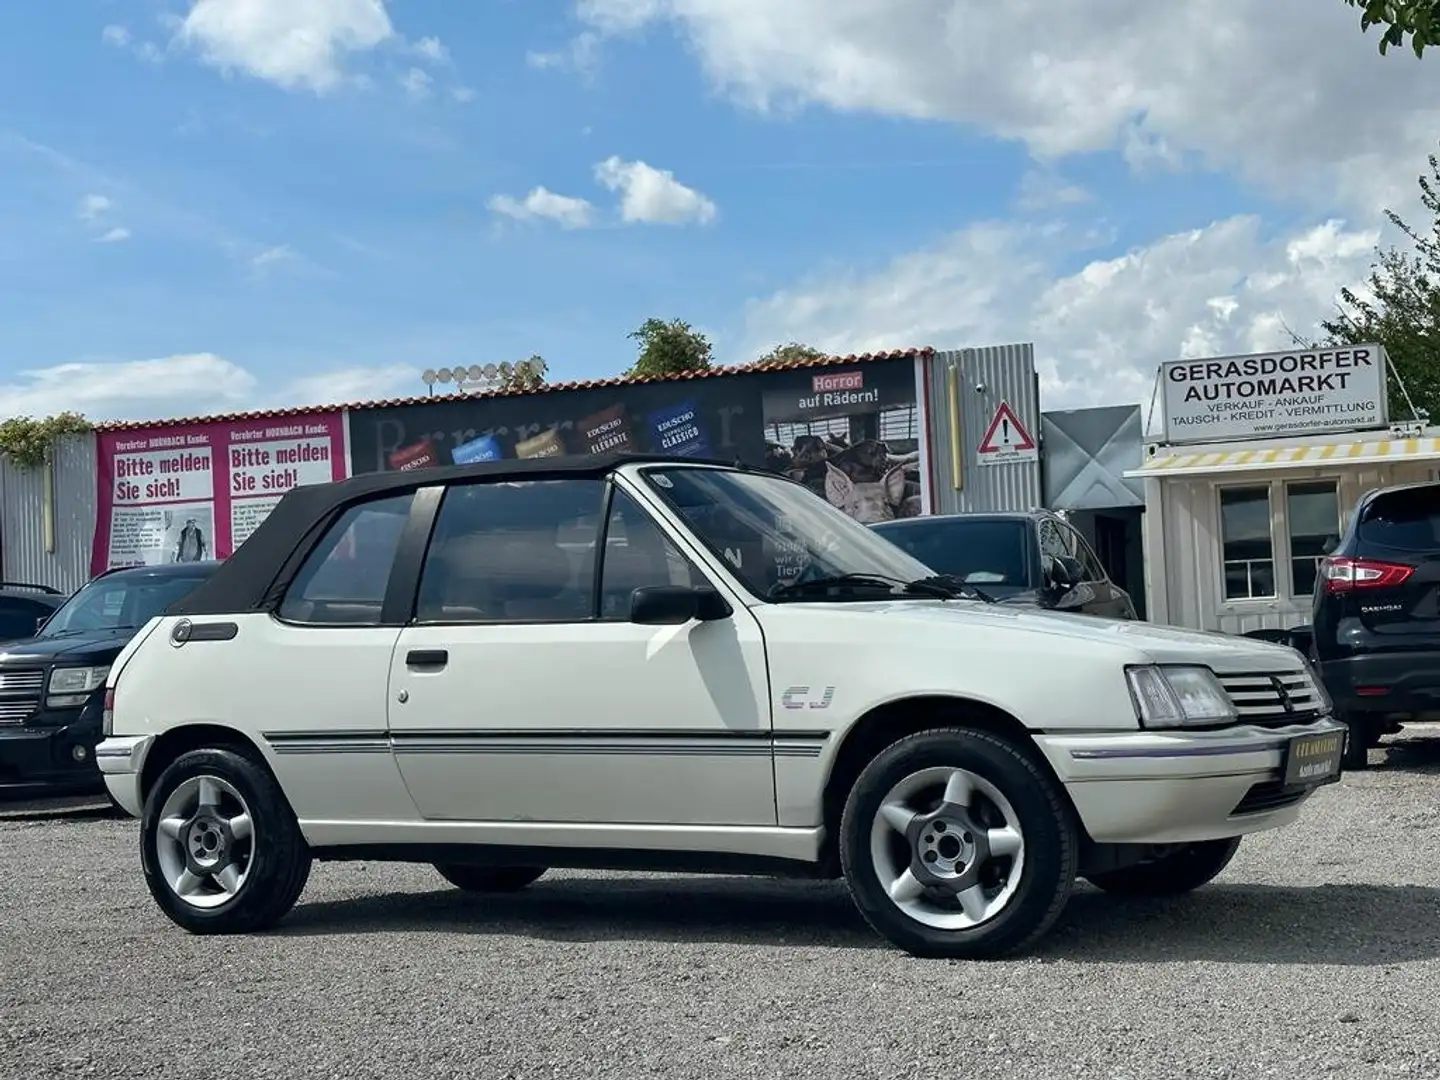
166 451 739 617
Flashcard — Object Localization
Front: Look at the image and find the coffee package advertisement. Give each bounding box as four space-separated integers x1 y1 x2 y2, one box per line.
344 354 929 525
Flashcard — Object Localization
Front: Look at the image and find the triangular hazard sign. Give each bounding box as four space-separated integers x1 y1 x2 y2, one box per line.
978 400 1036 453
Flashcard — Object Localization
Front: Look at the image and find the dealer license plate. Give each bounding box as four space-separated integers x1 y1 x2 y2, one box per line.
1282 730 1345 787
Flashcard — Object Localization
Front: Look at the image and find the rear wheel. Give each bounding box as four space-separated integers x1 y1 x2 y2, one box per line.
1084 837 1241 895
433 864 547 893
838 727 1078 960
140 747 311 934
1340 711 1373 770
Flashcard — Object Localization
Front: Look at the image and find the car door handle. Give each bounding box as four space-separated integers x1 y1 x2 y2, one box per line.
406 649 448 669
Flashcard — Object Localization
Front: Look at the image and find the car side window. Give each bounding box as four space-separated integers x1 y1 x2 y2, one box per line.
1059 522 1107 582
598 490 707 620
415 478 607 624
1037 519 1066 563
0 599 44 640
278 492 415 626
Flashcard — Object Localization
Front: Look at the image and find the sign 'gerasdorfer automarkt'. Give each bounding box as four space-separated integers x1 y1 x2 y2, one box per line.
977 400 1038 466
1160 344 1389 445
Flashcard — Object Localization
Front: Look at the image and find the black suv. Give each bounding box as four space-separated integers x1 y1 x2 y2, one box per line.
870 510 1137 619
1311 479 1440 768
0 561 220 797
0 581 67 643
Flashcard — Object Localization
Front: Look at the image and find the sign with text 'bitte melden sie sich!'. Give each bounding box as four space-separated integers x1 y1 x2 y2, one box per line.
1159 344 1389 445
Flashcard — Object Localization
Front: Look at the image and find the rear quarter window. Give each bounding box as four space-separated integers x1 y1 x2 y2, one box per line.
1357 487 1440 552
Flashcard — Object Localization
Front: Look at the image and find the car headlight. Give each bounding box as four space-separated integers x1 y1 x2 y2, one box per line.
1125 664 1237 729
48 666 110 695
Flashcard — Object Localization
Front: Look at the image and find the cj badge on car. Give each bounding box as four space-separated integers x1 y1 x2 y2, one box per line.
781 685 835 710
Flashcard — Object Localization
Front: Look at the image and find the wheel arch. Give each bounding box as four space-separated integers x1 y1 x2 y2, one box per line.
818 694 1078 871
139 723 273 804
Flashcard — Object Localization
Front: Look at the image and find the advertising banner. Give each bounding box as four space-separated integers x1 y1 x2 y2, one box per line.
1160 345 1388 445
92 413 347 575
346 355 929 525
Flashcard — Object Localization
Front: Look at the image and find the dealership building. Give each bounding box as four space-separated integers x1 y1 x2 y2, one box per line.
2 339 1427 635
1126 344 1439 635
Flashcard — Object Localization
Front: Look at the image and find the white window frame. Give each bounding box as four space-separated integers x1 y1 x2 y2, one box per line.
1216 482 1278 602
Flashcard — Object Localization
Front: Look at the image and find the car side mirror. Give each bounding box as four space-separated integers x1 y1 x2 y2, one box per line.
34 615 48 634
629 585 731 625
1044 556 1075 592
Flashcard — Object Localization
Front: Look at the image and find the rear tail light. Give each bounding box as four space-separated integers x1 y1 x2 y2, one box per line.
101 685 115 737
1319 555 1415 593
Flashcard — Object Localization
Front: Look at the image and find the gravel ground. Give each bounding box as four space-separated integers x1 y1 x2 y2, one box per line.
5 736 1440 1080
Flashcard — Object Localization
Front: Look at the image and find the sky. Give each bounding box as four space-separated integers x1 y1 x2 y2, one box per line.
2 0 1438 426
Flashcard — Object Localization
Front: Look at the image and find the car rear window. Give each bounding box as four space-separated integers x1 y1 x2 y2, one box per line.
871 519 1032 589
1358 486 1440 552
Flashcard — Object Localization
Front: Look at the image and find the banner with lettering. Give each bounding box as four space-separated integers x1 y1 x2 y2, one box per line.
345 354 930 526
91 412 348 575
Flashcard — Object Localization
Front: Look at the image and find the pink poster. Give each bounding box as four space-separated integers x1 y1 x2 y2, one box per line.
92 412 348 576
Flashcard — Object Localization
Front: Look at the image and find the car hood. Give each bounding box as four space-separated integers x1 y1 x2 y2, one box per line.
782 599 1303 672
0 627 133 664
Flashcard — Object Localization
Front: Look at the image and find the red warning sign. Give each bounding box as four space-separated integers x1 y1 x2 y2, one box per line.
977 400 1037 466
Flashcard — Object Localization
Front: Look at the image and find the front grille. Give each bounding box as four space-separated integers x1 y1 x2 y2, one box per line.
1217 669 1323 726
0 670 44 695
1232 779 1308 816
0 700 36 726
0 668 44 727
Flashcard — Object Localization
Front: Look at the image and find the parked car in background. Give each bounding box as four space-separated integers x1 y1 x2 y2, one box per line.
98 453 1341 959
0 581 67 643
0 561 220 798
870 510 1137 620
1310 479 1440 769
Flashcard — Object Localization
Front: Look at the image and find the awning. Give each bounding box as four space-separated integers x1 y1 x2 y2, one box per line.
1125 436 1440 478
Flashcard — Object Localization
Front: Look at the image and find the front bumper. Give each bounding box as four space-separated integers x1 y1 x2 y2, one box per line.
0 707 106 797
95 734 155 818
1033 715 1346 845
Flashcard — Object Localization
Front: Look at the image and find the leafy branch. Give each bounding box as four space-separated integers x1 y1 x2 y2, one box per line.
0 412 94 468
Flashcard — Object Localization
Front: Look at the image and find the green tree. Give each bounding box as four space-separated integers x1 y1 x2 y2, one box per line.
755 341 828 366
1317 151 1440 423
495 354 547 392
0 411 93 468
1342 0 1440 56
625 318 713 378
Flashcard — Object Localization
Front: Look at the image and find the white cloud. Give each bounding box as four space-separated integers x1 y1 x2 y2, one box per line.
0 353 415 425
174 0 394 93
742 214 1382 414
398 66 432 99
592 156 717 225
410 35 448 63
487 187 596 229
77 194 111 222
527 31 600 76
101 25 131 47
250 244 297 269
451 85 476 102
571 0 1440 220
1014 170 1091 213
95 227 131 243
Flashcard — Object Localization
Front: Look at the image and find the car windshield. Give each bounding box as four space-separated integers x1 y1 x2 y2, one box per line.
39 572 214 637
870 518 1035 596
639 465 957 602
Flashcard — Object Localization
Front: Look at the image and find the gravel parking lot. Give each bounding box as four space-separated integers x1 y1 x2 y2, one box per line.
4 737 1440 1080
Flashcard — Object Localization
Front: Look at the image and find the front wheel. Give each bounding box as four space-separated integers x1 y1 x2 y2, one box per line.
433 864 547 893
1083 837 1241 895
838 727 1079 960
140 747 312 934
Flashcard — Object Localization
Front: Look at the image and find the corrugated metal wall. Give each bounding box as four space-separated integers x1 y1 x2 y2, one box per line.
1150 459 1436 633
0 435 97 594
920 345 1042 514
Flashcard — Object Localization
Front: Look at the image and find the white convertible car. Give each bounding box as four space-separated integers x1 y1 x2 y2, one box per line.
96 452 1345 958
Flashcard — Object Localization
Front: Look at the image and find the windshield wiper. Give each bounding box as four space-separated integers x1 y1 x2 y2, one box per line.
909 574 997 603
768 572 975 602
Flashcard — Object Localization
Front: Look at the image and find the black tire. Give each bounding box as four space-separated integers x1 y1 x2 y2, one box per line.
433 863 547 893
140 747 311 934
1340 711 1371 770
1083 837 1241 895
838 727 1078 960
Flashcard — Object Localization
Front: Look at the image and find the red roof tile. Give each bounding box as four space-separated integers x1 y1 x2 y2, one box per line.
93 346 935 432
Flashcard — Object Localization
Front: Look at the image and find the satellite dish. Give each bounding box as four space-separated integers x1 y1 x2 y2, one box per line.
421 369 437 384
482 362 499 379
436 368 453 382
467 364 484 381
